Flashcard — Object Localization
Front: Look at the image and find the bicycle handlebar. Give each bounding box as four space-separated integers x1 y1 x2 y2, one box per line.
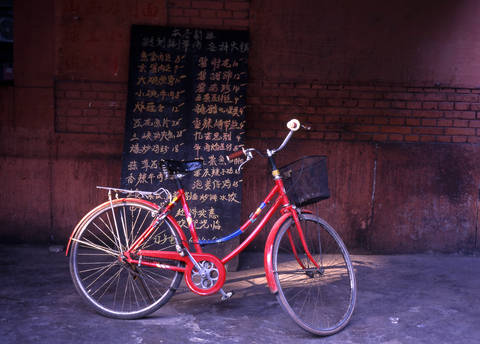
226 118 309 165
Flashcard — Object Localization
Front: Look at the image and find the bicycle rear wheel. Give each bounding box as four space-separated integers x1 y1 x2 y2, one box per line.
69 199 183 319
272 213 356 335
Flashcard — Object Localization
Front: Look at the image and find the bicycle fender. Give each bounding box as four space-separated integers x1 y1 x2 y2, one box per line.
263 209 313 293
264 212 293 294
65 198 159 256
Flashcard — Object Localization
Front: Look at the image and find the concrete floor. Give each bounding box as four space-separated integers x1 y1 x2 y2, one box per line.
0 245 479 344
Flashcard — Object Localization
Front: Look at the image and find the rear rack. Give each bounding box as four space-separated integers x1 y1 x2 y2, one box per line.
96 186 172 203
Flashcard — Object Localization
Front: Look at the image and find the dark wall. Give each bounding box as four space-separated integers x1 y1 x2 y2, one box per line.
1 0 479 253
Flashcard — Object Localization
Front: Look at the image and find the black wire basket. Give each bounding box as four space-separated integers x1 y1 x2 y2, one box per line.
280 155 330 207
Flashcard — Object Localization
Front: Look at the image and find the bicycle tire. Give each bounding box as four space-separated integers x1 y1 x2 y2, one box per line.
69 199 183 319
272 213 356 335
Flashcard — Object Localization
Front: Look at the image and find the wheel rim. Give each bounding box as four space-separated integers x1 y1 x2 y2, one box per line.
70 201 182 318
273 215 356 335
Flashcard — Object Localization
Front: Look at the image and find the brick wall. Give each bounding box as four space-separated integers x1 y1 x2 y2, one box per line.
55 81 126 134
247 82 480 144
3 0 479 252
167 0 249 29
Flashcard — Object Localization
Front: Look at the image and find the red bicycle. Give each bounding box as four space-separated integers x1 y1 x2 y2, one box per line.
66 119 357 336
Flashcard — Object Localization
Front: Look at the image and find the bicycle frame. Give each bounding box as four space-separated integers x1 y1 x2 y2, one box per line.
117 171 316 295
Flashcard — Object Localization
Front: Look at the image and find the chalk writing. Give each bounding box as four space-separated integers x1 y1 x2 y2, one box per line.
121 26 249 241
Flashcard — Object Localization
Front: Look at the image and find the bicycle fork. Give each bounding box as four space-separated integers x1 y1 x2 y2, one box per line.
264 210 320 294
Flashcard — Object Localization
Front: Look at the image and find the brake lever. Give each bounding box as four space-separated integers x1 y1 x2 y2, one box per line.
236 149 254 173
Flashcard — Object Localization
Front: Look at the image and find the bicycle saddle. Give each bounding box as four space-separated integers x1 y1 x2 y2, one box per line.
162 159 203 176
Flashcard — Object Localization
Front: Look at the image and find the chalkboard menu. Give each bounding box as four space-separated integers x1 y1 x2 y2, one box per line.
121 25 249 243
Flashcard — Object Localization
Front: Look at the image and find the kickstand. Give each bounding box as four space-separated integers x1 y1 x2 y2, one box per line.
219 288 234 301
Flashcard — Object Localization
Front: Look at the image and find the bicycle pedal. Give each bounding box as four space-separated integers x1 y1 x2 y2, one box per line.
219 289 234 301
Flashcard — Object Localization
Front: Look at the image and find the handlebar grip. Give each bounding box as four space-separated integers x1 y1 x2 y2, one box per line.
227 150 244 163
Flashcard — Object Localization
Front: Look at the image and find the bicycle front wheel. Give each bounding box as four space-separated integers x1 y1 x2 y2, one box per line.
272 213 356 336
69 199 183 319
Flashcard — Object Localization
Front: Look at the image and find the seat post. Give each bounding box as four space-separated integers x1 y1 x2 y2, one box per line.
175 177 183 190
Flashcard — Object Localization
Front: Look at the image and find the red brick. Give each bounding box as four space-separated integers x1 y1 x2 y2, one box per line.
278 97 294 105
309 132 325 140
99 109 114 116
184 8 200 16
192 1 224 10
262 97 277 104
455 102 470 110
438 102 454 110
294 98 310 106
168 8 184 16
406 101 422 109
83 109 98 117
444 111 475 119
387 109 412 117
295 82 313 89
350 91 382 99
232 10 248 19
352 125 379 133
91 82 124 92
200 9 217 17
356 116 373 124
437 119 453 127
374 117 388 125
56 81 92 91
67 108 82 117
453 119 468 127
471 103 480 111
384 92 415 101
406 118 420 126
467 136 480 144
380 126 411 134
445 128 475 136
97 92 115 100
436 136 452 143
358 133 373 141
310 85 326 91
419 93 447 101
324 132 340 140
372 133 388 141
422 102 437 110
469 120 480 128
375 101 391 108
65 90 81 98
168 0 192 8
405 135 419 142
414 110 443 118
292 88 317 97
225 1 249 11
392 101 406 108
223 18 249 28
388 134 403 141
452 136 468 143
216 10 233 18
169 17 191 25
341 133 357 140
358 100 375 108
412 127 443 135
448 93 478 102
421 119 436 126
81 91 97 99
389 118 404 125
420 135 436 142
190 16 223 26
